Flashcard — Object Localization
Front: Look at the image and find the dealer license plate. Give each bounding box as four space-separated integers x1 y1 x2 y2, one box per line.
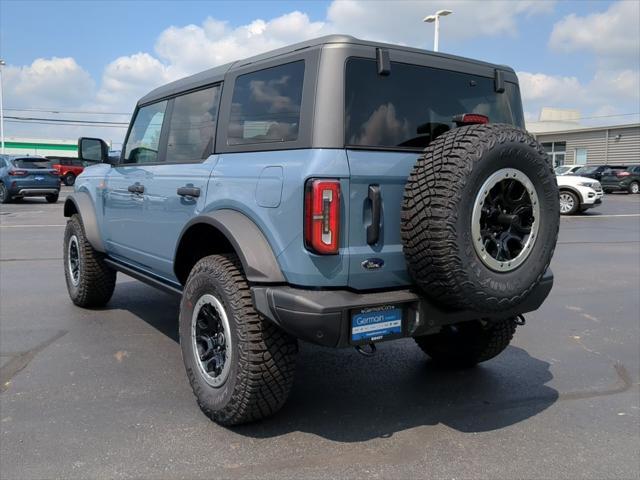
351 305 403 343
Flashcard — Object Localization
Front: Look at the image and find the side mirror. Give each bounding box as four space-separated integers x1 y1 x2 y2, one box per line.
78 137 111 164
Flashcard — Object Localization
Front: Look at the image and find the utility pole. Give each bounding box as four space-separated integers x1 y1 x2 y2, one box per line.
0 59 5 154
423 10 453 52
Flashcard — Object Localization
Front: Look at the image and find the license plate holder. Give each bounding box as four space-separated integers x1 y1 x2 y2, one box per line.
350 305 403 344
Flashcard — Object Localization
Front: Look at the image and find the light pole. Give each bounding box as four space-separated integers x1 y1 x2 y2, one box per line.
423 9 453 52
0 59 5 154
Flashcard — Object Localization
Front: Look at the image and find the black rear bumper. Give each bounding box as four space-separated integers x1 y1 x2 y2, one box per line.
252 269 554 348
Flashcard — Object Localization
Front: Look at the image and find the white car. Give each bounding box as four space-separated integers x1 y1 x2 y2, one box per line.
556 175 604 215
554 165 583 176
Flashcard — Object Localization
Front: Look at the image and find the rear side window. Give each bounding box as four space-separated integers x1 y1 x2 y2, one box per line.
123 101 168 164
345 58 524 150
227 61 304 145
166 85 221 162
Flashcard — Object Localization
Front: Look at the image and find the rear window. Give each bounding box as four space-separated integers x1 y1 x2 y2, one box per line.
227 61 304 146
12 158 51 169
345 58 524 150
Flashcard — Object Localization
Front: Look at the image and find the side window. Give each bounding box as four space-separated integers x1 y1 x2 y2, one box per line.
123 100 168 164
227 61 304 145
166 85 220 163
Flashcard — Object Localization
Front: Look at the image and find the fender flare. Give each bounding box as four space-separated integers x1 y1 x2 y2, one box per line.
176 209 285 284
558 186 583 206
63 192 105 252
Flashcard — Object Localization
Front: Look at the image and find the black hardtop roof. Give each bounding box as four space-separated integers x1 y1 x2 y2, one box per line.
138 34 515 106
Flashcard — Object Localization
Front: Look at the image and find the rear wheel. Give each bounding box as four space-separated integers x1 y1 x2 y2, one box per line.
46 193 59 203
64 173 76 186
63 214 116 307
628 181 639 194
415 318 517 368
180 254 298 426
559 190 579 215
0 183 10 204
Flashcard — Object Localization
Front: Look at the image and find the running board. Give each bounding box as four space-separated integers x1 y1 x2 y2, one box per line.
104 258 183 297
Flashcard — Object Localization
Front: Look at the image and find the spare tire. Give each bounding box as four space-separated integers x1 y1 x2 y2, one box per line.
401 124 559 313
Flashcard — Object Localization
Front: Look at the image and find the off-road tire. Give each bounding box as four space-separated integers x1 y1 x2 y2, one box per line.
559 190 579 215
628 181 639 194
63 214 116 307
64 173 76 186
46 193 59 203
415 318 517 367
179 254 298 426
0 183 10 204
401 124 559 313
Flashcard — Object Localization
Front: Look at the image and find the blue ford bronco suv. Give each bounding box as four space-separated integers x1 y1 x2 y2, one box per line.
64 36 559 425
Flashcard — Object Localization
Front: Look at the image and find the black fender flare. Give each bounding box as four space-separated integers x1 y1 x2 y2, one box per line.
176 209 285 284
63 192 105 252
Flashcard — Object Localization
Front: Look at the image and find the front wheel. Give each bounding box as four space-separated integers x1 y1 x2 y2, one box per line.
180 254 298 426
63 214 117 307
415 318 517 368
559 190 579 215
628 181 639 194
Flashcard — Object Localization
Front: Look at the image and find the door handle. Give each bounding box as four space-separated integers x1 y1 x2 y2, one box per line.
367 185 381 245
127 183 144 194
177 186 200 198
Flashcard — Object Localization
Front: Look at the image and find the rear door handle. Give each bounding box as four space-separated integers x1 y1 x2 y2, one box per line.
127 183 144 194
177 186 200 198
367 185 381 245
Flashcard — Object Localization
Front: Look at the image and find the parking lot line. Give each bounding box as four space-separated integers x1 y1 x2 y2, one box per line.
569 214 640 218
0 224 66 228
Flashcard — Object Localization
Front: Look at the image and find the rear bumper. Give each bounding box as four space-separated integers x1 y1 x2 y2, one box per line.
12 188 59 197
252 269 554 348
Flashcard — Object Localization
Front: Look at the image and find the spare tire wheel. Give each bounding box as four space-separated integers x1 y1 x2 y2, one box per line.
401 123 559 313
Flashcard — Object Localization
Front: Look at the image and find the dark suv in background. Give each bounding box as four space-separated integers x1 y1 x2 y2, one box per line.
574 164 627 182
600 165 640 194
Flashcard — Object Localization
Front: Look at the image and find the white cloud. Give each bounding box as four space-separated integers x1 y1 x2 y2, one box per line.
3 57 95 109
96 53 172 111
549 0 640 67
518 68 640 123
326 0 554 46
154 12 325 79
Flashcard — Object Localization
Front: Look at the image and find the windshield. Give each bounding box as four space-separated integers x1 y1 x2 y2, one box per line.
12 158 52 169
555 166 571 175
576 166 598 174
345 58 524 150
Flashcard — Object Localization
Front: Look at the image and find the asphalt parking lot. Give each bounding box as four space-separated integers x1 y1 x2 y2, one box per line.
1 187 639 479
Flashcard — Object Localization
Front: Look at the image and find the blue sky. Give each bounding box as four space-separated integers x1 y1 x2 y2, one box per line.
1 0 638 141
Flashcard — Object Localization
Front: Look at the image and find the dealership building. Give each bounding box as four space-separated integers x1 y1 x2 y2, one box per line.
1 137 78 157
527 109 640 168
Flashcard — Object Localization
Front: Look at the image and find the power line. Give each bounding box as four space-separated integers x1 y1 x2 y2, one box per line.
5 115 129 126
6 119 128 129
5 107 131 116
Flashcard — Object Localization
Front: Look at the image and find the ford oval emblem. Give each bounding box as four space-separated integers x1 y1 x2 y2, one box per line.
361 258 384 270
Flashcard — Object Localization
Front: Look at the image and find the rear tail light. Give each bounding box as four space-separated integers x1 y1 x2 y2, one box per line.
616 171 631 177
8 169 27 176
49 171 60 177
453 113 489 126
304 179 340 255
